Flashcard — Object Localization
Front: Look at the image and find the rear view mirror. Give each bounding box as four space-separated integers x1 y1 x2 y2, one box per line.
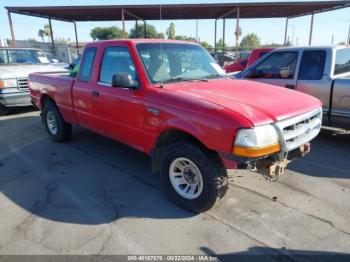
112 73 139 89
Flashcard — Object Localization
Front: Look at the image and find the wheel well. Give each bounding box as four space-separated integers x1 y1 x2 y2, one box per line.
41 94 55 108
151 129 212 172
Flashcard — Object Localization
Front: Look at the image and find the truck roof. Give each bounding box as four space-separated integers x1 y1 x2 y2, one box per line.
274 45 349 52
0 47 42 51
85 39 200 48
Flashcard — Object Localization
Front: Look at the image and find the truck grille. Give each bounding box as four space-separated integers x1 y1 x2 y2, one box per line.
17 78 29 90
274 108 322 151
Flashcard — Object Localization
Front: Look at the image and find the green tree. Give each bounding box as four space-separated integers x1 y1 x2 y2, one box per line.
200 41 212 50
129 24 159 38
175 35 196 41
38 29 45 42
216 38 227 51
157 33 165 39
90 26 124 40
166 23 176 39
239 33 261 51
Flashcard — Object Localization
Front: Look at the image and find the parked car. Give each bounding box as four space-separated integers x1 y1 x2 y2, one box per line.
237 46 350 129
0 47 68 115
29 39 322 212
224 48 273 73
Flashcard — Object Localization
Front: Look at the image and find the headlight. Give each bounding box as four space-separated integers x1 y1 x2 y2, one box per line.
233 124 281 158
0 79 17 89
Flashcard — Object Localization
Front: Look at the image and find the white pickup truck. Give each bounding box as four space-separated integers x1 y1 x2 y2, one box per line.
237 46 350 130
0 47 68 115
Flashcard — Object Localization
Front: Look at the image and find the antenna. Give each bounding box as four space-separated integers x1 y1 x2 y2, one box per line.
159 2 164 87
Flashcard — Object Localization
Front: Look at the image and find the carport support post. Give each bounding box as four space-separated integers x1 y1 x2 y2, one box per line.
214 19 217 53
222 18 226 52
48 18 55 54
135 20 138 38
284 17 289 45
309 13 314 46
121 9 125 36
7 11 15 47
144 21 147 38
73 21 79 56
235 7 240 61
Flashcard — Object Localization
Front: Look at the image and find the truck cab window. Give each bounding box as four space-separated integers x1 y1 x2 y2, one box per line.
334 48 350 75
78 47 97 81
248 52 298 79
298 50 326 80
99 46 137 84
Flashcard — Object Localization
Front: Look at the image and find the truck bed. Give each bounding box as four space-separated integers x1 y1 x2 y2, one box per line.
29 72 76 123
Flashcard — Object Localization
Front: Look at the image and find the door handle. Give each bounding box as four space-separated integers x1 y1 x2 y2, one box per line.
92 90 99 97
286 84 295 89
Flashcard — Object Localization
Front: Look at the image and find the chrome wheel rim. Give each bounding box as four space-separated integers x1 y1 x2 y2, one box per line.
46 111 58 135
169 157 203 200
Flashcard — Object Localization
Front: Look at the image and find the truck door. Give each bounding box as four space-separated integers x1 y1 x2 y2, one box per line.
243 51 300 90
296 50 330 118
329 48 350 129
91 45 146 151
72 47 98 129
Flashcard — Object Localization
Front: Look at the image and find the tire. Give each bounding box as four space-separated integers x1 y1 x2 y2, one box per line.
42 101 72 142
0 105 9 116
160 142 228 212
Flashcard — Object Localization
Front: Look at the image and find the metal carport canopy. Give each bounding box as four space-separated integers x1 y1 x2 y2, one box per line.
5 1 350 21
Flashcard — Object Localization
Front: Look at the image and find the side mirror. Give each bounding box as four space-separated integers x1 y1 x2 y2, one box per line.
112 73 139 89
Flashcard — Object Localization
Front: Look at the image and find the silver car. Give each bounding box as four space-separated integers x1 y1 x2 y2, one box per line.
0 48 68 115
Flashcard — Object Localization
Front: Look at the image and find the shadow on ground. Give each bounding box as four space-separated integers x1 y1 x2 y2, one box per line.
201 246 350 262
0 114 194 225
289 129 350 179
1 114 349 226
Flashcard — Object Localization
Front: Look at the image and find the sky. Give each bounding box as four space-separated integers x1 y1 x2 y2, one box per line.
0 0 349 47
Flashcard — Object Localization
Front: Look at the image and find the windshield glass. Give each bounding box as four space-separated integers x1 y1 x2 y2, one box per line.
0 49 50 64
334 48 350 75
136 43 225 83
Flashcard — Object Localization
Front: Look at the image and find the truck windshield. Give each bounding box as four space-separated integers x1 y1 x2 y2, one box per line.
0 49 50 64
334 48 350 75
136 43 225 84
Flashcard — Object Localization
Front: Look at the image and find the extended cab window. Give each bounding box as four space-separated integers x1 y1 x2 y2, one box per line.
99 46 137 84
78 47 97 81
298 50 326 80
248 52 298 79
334 48 350 75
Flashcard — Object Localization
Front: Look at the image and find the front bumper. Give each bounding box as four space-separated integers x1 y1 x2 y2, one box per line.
0 91 32 107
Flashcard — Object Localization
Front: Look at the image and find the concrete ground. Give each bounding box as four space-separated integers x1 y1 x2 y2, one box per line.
0 109 349 259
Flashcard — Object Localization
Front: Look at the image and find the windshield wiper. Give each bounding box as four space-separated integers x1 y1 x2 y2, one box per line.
163 77 209 83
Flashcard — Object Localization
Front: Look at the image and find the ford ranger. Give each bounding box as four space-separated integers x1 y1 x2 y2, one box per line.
29 40 322 212
237 46 350 130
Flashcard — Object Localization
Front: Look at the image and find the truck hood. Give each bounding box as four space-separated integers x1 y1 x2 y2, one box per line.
165 79 321 126
0 64 68 79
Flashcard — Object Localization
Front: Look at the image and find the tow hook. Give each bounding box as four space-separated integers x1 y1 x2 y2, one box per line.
256 158 290 182
249 143 311 182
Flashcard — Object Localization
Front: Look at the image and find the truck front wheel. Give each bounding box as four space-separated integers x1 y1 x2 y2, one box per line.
43 101 72 142
160 143 228 212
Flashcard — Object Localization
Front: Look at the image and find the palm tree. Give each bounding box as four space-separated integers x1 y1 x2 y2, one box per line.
38 29 45 42
43 24 52 41
166 23 176 39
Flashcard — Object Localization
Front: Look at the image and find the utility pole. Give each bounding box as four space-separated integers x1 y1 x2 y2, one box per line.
347 23 350 45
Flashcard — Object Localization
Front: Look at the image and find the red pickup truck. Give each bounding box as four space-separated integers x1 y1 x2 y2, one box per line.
224 48 273 73
29 39 322 212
